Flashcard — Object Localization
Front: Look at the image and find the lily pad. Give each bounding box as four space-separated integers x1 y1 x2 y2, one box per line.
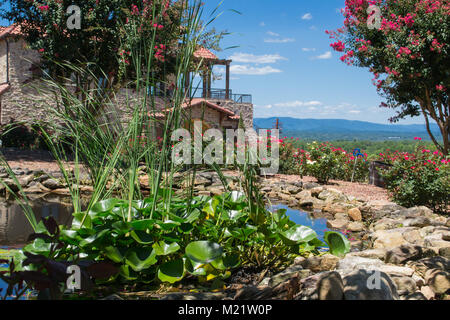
185 241 223 264
279 225 318 245
157 259 185 283
152 241 180 256
125 248 158 272
324 231 350 257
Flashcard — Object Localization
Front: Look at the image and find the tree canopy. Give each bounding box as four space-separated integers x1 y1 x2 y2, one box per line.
328 0 450 155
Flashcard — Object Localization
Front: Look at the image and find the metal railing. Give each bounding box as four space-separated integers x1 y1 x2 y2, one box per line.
193 88 252 104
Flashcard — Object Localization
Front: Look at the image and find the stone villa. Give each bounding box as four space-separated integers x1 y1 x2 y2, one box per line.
0 24 253 131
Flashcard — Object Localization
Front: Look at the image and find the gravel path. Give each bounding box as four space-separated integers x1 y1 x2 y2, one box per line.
274 174 390 202
2 149 390 202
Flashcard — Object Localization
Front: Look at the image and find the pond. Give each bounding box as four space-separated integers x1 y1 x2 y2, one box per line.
0 198 331 299
268 204 331 242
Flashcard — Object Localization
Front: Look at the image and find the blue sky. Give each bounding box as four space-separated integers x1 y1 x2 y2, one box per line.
0 1 424 124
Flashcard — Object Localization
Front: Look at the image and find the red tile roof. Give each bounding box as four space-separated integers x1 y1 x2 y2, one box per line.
0 24 23 39
193 47 218 60
0 83 11 96
149 98 240 121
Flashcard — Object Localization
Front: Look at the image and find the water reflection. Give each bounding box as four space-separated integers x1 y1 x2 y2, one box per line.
268 204 330 241
0 196 74 246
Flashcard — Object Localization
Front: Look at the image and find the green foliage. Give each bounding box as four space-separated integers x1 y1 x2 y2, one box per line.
381 146 449 213
15 193 349 288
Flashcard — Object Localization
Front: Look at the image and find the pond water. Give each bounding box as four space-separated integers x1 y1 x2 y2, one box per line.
268 204 331 242
0 199 330 299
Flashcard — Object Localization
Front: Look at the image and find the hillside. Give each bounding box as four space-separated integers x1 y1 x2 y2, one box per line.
253 118 441 141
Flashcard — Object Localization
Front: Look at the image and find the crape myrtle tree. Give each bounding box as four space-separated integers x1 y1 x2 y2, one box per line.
327 0 450 155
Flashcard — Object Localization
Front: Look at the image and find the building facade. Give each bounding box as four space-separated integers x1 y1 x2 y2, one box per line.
0 24 253 131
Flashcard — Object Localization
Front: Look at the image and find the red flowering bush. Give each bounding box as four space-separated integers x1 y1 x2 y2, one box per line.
380 143 449 213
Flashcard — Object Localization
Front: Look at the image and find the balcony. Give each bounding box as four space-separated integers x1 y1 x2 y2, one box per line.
193 88 252 104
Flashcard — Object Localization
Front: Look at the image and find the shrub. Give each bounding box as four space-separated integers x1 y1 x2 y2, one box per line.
306 142 340 184
381 145 450 213
0 121 48 150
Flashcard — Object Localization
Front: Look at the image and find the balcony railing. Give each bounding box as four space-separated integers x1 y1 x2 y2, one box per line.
193 88 252 104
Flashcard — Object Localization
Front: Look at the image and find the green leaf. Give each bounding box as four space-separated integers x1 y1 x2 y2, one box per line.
202 197 220 218
72 212 92 229
279 225 318 245
324 231 351 257
23 238 52 257
89 199 120 217
152 241 180 256
130 230 154 245
119 265 138 281
185 241 223 264
104 246 126 263
130 219 155 231
185 258 207 276
211 254 240 270
112 221 132 234
125 248 158 272
157 259 185 283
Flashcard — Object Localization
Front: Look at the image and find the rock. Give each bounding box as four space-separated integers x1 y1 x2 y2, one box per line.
318 189 348 203
402 292 427 300
412 274 425 287
24 182 51 194
439 247 450 259
342 270 399 300
402 229 424 245
379 265 414 277
317 272 344 300
403 217 432 228
327 218 349 230
371 217 405 231
348 208 362 221
268 265 309 287
347 222 365 232
303 182 320 190
294 256 306 266
2 179 19 192
42 178 64 190
425 269 450 294
347 249 386 260
18 174 35 187
301 254 340 273
337 256 385 273
162 292 226 300
309 187 324 197
385 244 436 265
391 275 417 295
406 256 450 278
295 271 344 300
285 185 302 194
372 229 410 249
420 286 435 300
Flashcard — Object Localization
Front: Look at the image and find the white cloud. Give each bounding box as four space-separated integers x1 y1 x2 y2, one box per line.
274 100 322 107
230 65 282 76
302 48 316 52
302 13 313 20
348 110 361 114
228 52 287 64
264 38 295 43
266 31 280 37
259 22 266 27
313 51 332 60
309 25 317 31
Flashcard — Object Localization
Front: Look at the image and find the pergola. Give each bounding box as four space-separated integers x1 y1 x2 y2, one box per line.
189 47 232 100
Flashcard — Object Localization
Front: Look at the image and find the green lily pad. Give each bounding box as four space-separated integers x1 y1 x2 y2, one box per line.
125 248 157 272
279 225 318 245
130 230 154 245
104 246 126 263
324 231 351 257
152 241 180 256
157 259 185 283
185 241 223 264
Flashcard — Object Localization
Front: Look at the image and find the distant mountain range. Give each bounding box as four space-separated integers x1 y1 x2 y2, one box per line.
253 117 440 141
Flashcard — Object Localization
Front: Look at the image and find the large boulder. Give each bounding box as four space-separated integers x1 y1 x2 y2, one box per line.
294 271 344 300
385 244 436 265
342 270 399 300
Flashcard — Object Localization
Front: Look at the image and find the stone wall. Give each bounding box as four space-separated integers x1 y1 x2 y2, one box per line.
220 101 253 129
0 40 7 84
0 38 54 125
